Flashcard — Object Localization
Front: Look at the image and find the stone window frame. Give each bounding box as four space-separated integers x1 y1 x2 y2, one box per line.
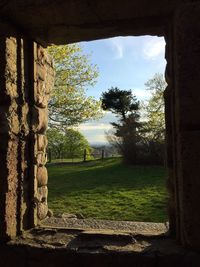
2 2 200 253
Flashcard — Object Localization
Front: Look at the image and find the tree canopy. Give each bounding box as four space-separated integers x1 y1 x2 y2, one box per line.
138 73 166 164
102 87 141 163
47 44 102 129
142 73 166 142
101 87 139 119
47 128 92 161
64 129 92 160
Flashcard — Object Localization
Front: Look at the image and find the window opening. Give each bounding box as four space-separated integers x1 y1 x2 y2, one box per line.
45 36 168 229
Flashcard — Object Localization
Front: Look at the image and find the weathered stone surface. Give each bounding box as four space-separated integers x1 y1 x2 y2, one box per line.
164 30 177 238
37 186 48 203
32 43 54 223
35 94 49 108
32 107 48 133
0 35 54 239
0 37 19 240
37 202 48 220
173 2 200 250
4 37 18 100
4 136 19 238
37 167 48 186
36 134 48 152
0 1 181 45
178 131 200 248
2 2 200 263
35 151 47 166
36 64 47 81
43 217 168 236
47 209 54 218
35 80 50 108
2 226 200 267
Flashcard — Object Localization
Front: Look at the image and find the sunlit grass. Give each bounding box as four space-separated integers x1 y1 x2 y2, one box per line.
47 158 168 222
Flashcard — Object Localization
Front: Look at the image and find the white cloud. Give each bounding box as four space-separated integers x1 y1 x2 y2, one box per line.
107 36 165 61
143 38 165 60
109 37 124 59
78 123 112 132
87 134 108 144
133 88 151 100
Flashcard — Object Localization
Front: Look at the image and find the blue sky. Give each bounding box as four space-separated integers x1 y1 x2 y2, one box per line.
77 36 166 145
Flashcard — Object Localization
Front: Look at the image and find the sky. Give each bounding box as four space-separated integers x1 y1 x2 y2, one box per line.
77 36 166 145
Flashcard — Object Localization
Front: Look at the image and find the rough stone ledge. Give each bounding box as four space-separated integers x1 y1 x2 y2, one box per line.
0 226 200 267
42 216 168 236
3 226 185 253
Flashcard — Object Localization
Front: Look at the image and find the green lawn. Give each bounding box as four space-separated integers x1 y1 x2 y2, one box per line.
47 158 168 222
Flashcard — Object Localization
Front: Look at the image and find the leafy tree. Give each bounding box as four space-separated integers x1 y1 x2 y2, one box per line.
47 128 92 161
102 87 141 163
143 73 166 142
47 44 102 129
141 73 167 164
47 128 66 160
64 129 92 161
102 87 139 119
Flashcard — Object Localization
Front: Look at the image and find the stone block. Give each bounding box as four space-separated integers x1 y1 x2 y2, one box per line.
21 103 29 135
6 81 18 99
36 64 47 81
6 55 17 75
35 151 47 166
37 166 48 186
37 45 46 64
37 134 47 151
5 37 17 55
33 166 38 192
4 137 18 238
36 79 45 95
35 94 49 108
0 103 19 135
34 79 51 108
32 106 48 134
37 186 48 203
0 107 10 134
45 53 53 67
178 131 200 249
37 202 48 220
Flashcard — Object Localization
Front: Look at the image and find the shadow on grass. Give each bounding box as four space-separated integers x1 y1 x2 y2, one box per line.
47 158 168 222
48 158 166 196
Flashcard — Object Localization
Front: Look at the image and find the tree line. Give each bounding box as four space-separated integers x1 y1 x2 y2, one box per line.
47 44 166 165
102 73 166 164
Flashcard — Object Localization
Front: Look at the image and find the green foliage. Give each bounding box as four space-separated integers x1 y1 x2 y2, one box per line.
47 128 66 159
47 128 92 160
47 44 102 129
102 87 142 163
101 87 139 119
143 73 166 142
47 158 168 222
64 129 92 159
140 73 167 164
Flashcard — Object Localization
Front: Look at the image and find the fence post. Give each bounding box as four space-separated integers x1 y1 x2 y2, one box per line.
83 149 87 162
102 149 105 160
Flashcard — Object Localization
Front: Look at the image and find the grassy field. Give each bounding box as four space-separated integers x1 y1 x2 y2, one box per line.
47 158 168 222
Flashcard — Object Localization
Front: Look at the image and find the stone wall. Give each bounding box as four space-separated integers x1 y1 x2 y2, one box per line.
173 2 200 250
1 0 200 257
1 228 200 267
0 37 19 240
164 26 177 237
33 44 54 223
0 35 54 240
